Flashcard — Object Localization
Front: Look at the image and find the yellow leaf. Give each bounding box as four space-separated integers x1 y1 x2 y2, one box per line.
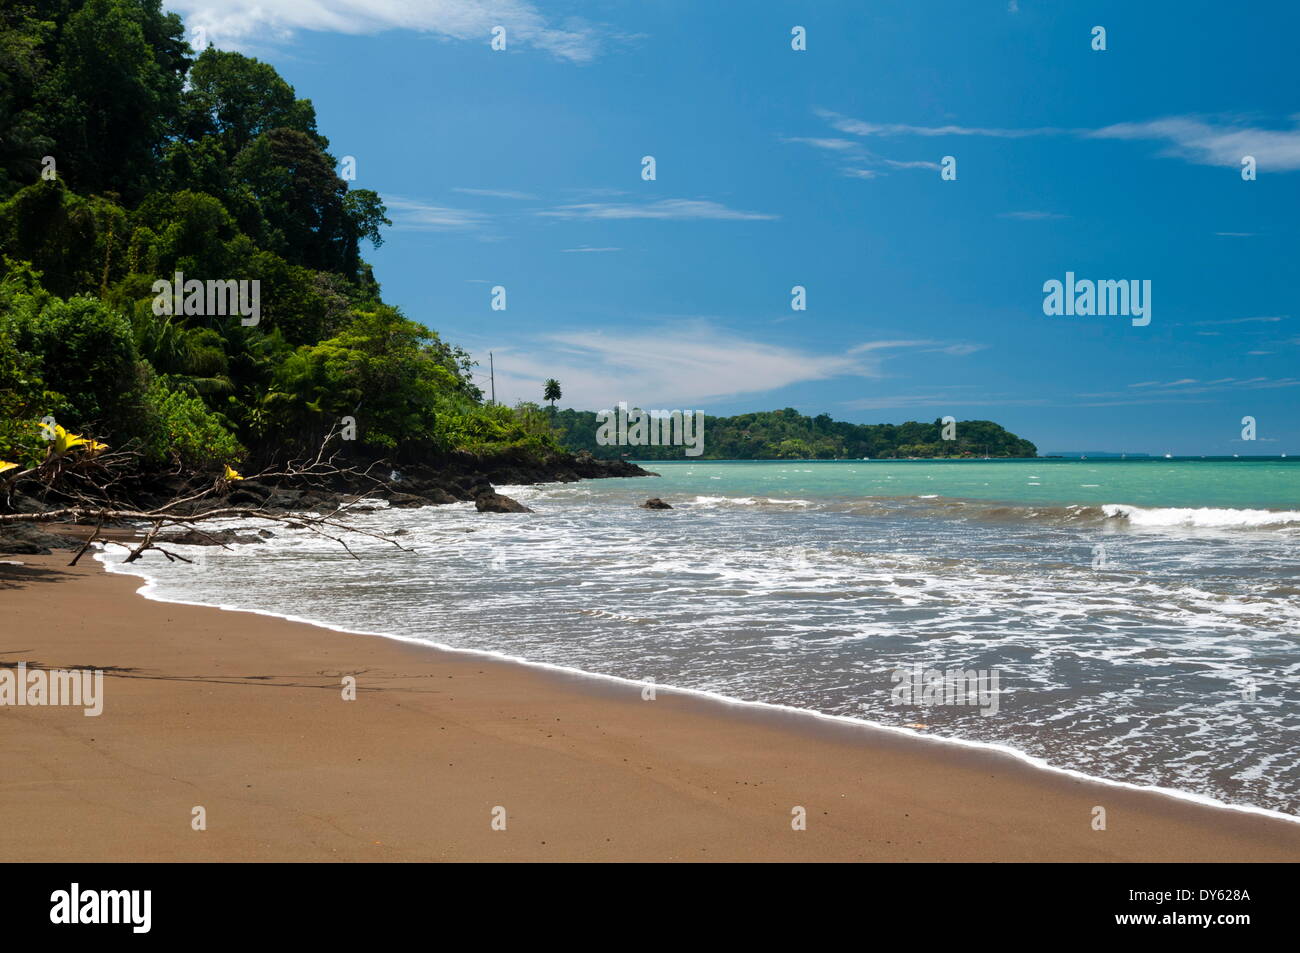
223 465 244 481
0 461 18 474
44 424 90 457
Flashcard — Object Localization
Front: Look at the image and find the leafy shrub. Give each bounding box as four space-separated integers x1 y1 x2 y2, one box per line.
139 377 244 467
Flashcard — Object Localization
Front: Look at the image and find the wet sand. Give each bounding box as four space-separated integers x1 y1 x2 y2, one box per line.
1 550 1297 862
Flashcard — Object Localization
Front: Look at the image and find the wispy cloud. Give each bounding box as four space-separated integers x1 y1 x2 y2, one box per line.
999 210 1068 221
453 187 538 200
815 108 1300 171
385 197 486 230
170 0 624 63
1087 117 1300 170
474 325 976 408
781 137 860 151
881 158 941 170
816 109 1060 139
1192 315 1287 325
561 246 622 253
1076 376 1300 405
537 199 778 221
784 125 942 179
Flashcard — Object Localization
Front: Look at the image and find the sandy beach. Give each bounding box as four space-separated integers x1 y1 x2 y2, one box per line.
2 548 1297 863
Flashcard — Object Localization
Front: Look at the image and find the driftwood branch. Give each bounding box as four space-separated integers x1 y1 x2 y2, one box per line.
1 433 410 566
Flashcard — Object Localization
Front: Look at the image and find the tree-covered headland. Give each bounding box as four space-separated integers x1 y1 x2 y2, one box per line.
548 408 1037 460
0 0 556 476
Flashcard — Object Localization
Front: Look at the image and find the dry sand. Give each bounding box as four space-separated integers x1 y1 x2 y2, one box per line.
2 550 1297 862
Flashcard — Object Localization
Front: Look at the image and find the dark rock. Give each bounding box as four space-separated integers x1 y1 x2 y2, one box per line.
263 490 304 511
385 492 432 508
159 528 263 546
0 523 82 554
640 498 673 509
230 481 272 500
474 492 533 513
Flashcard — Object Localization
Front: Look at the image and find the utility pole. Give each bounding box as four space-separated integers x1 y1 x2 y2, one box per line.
489 351 495 406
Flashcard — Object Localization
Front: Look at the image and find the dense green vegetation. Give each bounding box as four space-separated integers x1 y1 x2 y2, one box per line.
547 408 1037 459
0 1 1035 475
0 0 555 471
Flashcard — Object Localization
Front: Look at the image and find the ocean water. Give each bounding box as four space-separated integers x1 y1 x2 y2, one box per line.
102 459 1300 815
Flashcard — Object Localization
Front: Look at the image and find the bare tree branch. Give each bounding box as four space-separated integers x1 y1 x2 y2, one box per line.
1 432 411 566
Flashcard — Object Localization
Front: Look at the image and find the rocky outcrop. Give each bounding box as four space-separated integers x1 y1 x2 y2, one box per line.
640 498 672 509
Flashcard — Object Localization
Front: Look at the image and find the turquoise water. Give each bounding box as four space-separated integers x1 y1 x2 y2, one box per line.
632 458 1300 510
106 457 1300 815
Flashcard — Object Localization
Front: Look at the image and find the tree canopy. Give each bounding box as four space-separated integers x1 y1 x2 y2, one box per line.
0 0 549 472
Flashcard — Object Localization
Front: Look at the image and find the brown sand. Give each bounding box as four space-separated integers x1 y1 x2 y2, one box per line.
1 550 1297 862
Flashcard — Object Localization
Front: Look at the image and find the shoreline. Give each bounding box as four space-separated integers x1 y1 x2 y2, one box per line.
100 549 1300 828
3 550 1298 861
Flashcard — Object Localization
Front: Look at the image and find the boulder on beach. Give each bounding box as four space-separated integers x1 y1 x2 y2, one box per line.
474 491 533 513
385 491 433 508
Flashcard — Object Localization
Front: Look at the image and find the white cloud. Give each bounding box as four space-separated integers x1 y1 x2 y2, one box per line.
1193 315 1286 325
781 137 860 151
385 196 485 230
881 158 941 170
537 199 777 221
472 325 968 408
783 129 939 178
1088 117 1300 170
172 0 617 62
816 109 1058 139
453 187 537 200
815 107 1300 172
561 246 622 253
1078 377 1300 404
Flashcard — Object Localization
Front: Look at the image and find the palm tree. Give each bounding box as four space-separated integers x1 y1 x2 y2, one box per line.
543 378 562 408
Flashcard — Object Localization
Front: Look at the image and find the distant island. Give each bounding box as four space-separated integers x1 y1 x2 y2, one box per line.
547 408 1038 460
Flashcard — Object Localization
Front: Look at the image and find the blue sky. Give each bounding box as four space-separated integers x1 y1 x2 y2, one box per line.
173 1 1299 455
